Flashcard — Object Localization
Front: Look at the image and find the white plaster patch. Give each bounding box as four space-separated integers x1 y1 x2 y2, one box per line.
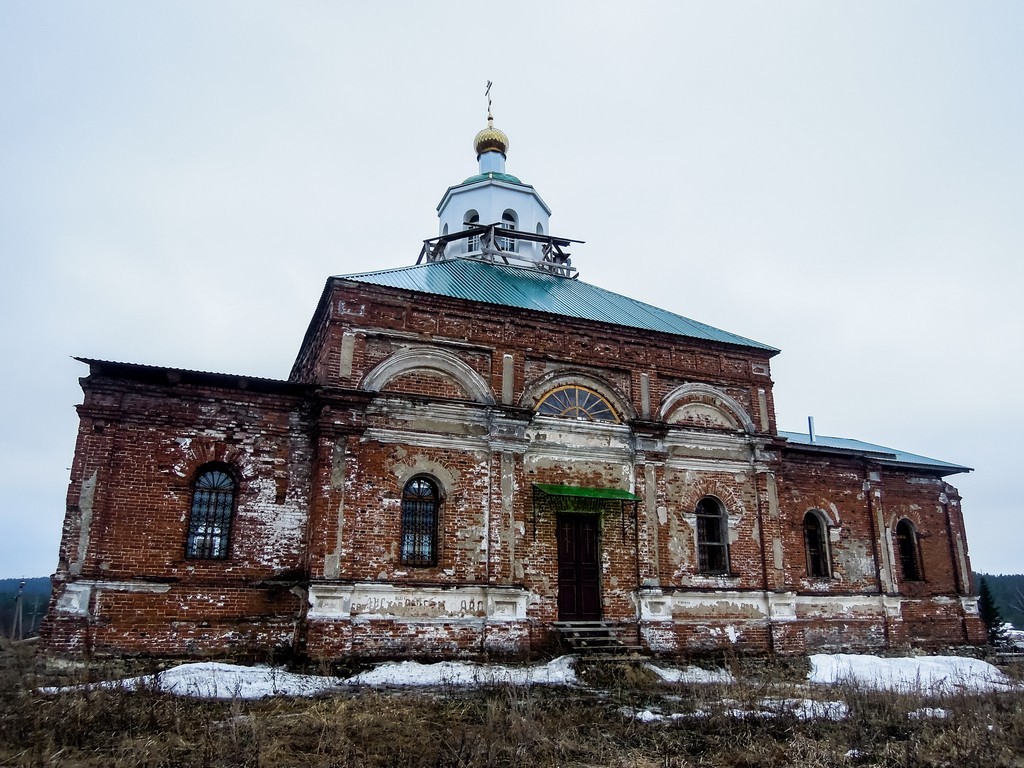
55 583 91 616
237 476 308 570
70 470 98 577
308 583 529 621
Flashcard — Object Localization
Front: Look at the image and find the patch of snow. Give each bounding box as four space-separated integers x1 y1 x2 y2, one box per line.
623 697 847 723
41 652 1016 702
344 655 577 687
625 707 687 723
908 707 949 719
43 656 578 699
42 662 344 700
809 654 1016 694
1001 624 1024 651
646 663 734 684
765 697 849 721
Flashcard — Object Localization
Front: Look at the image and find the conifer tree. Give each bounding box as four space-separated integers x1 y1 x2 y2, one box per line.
978 577 1007 646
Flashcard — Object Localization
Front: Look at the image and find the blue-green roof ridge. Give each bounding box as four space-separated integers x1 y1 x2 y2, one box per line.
779 431 970 474
335 258 777 353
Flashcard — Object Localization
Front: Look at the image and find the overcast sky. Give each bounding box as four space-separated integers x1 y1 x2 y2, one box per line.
2 2 1021 578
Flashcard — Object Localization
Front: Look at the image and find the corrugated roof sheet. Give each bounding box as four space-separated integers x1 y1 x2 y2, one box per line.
779 431 971 474
336 259 777 352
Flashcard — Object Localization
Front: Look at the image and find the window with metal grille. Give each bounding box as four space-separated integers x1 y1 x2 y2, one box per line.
186 466 236 559
536 385 618 422
401 477 440 566
895 518 923 581
696 496 729 574
804 511 830 577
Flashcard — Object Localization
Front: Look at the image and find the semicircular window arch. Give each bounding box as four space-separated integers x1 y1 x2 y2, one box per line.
186 464 237 560
536 385 619 423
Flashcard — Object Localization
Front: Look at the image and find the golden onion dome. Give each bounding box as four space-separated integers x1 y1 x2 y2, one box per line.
473 116 509 157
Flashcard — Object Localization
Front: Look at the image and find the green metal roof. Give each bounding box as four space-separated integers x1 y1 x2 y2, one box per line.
534 484 641 501
461 172 523 185
779 431 971 475
336 259 777 353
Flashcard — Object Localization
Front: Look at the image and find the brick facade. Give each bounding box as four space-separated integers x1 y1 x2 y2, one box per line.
40 271 984 660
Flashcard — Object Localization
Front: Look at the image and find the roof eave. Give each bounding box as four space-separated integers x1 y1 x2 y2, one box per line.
75 357 308 397
436 179 552 215
779 437 971 477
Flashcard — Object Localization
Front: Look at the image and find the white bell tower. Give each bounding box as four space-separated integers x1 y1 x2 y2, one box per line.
436 88 552 264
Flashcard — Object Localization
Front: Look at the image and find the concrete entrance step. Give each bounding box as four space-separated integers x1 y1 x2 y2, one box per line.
551 621 642 655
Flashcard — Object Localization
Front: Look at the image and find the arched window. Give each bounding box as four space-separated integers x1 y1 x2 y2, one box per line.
401 477 440 566
803 511 830 578
499 209 518 252
536 385 618 422
186 465 237 559
695 496 729 574
464 210 480 253
536 222 544 235
895 519 923 581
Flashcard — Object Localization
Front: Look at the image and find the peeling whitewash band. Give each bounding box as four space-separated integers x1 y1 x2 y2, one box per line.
55 580 172 617
307 583 529 622
637 590 980 623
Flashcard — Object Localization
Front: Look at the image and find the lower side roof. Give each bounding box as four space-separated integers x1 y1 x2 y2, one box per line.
779 431 970 476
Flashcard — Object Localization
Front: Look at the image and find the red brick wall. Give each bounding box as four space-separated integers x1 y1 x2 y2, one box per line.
41 279 981 659
295 281 779 433
777 452 883 593
42 369 314 656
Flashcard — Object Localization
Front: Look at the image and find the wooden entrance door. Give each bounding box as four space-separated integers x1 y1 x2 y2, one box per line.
556 514 601 620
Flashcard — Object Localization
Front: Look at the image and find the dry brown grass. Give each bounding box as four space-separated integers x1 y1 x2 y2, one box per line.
2 642 1023 767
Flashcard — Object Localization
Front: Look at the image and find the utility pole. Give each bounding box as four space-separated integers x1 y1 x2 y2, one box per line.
10 580 25 641
29 593 44 637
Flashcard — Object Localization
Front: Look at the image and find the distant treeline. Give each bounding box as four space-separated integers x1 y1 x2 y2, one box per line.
975 573 1024 629
1 577 51 640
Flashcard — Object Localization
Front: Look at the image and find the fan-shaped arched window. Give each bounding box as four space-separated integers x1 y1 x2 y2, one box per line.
696 496 729 574
536 385 618 422
895 519 922 581
401 477 440 566
804 511 830 577
464 210 480 253
186 465 237 559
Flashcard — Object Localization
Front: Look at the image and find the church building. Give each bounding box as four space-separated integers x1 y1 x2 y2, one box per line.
41 107 984 659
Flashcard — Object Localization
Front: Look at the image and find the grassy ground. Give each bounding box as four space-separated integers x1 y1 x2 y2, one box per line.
2 641 1023 767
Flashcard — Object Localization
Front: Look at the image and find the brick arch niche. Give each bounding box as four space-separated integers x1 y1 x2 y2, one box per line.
659 383 755 433
360 347 495 404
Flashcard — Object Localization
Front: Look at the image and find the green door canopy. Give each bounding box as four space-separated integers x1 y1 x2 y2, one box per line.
533 484 640 501
531 484 639 542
